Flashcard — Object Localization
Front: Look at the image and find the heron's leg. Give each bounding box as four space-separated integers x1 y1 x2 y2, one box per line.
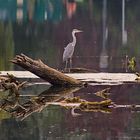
70 58 72 69
64 60 68 72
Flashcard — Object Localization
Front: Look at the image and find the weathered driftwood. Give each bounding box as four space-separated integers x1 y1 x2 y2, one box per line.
0 73 26 96
11 54 84 87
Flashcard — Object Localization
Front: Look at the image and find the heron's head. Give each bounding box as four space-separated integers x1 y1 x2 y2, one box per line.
72 29 83 34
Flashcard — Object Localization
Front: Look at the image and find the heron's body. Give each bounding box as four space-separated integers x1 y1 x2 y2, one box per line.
63 29 82 71
63 43 75 62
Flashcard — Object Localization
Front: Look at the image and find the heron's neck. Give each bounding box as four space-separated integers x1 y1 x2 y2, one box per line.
72 32 76 46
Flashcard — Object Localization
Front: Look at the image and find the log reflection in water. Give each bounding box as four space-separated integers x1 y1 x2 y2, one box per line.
10 87 114 119
1 85 140 121
10 86 82 120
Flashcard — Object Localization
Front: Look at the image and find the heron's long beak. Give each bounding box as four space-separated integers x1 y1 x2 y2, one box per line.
77 30 83 33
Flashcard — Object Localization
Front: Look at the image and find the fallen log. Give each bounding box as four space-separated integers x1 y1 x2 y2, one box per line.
11 54 84 87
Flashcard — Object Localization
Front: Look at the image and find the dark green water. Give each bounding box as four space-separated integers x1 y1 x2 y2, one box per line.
1 0 140 140
0 84 140 140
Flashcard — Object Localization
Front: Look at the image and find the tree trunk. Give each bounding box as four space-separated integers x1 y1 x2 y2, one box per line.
11 54 84 86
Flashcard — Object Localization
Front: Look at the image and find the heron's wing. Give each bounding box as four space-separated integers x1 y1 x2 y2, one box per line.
63 43 74 62
64 43 71 50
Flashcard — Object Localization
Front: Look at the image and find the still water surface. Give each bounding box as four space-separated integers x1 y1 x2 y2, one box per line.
0 84 140 140
0 0 140 140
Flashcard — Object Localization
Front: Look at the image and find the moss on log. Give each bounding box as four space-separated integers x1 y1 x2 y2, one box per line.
11 54 84 87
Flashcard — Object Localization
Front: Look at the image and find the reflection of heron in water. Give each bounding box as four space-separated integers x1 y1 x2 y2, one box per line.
63 29 82 71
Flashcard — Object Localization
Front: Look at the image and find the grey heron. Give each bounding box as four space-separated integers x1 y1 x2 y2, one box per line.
63 29 82 71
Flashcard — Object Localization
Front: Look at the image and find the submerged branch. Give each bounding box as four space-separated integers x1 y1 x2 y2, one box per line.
0 73 27 96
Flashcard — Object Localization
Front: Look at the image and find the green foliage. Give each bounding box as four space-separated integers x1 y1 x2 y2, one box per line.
128 57 136 71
